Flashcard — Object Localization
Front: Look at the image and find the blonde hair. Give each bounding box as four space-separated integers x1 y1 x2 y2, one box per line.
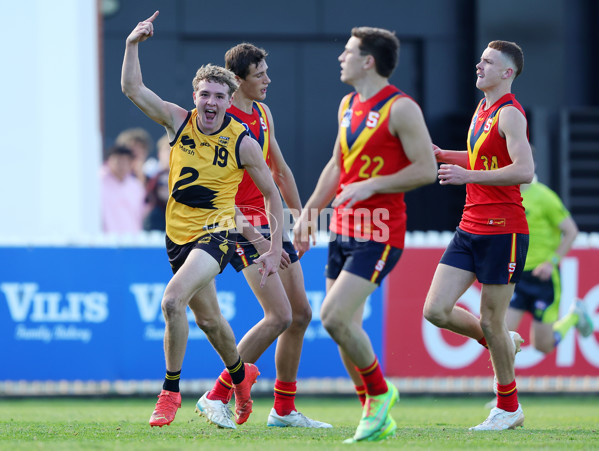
192 64 239 96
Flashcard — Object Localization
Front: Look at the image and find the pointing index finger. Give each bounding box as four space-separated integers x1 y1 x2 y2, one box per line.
146 10 159 22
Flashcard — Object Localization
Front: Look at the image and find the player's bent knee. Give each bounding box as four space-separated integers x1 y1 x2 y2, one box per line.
161 296 187 320
321 314 346 339
291 304 312 330
264 307 292 331
423 302 447 327
479 317 500 336
195 315 223 335
271 315 292 335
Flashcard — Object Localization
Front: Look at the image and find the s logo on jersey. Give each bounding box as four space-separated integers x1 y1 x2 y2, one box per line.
260 117 268 131
181 135 196 149
366 111 380 128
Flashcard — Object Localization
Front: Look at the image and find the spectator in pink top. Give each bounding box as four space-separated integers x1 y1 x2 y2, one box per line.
100 145 145 234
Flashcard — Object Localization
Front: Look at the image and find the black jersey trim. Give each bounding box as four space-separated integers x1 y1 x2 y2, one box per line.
170 111 192 147
235 131 249 169
210 115 232 135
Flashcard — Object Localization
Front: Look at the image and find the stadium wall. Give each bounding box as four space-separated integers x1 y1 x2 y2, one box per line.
1 232 597 396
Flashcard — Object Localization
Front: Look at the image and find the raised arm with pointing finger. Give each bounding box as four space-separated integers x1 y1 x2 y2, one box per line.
120 11 283 429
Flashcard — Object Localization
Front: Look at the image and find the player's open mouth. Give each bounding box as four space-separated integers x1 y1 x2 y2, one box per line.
205 109 216 120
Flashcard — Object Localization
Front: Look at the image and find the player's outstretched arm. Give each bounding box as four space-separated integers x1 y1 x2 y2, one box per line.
292 142 340 256
121 11 187 138
234 206 290 270
434 145 468 167
292 99 345 255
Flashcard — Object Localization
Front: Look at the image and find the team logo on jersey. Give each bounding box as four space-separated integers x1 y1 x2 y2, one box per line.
172 167 218 209
181 135 196 148
218 136 230 147
341 109 352 128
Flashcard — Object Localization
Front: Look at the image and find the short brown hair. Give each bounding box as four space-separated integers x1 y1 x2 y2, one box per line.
116 127 152 151
351 27 400 78
488 40 524 78
192 64 239 96
225 43 268 79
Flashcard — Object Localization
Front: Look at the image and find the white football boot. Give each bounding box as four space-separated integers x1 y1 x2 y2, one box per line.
267 409 332 428
470 404 524 431
195 391 236 429
572 299 594 337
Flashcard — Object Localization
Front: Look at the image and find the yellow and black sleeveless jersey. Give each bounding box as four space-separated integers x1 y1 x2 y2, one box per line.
166 109 248 245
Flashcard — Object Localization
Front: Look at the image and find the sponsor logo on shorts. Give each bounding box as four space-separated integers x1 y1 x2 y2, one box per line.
219 240 229 255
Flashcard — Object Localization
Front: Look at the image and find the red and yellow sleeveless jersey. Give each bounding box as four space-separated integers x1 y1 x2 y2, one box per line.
166 110 248 244
227 102 271 226
331 85 412 248
460 93 529 235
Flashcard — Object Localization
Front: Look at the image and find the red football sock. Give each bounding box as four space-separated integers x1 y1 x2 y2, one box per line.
496 380 519 412
356 357 387 397
273 380 297 416
478 336 488 348
355 384 366 407
207 369 233 402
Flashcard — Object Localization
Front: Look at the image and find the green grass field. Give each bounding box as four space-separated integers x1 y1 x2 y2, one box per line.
0 395 597 450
